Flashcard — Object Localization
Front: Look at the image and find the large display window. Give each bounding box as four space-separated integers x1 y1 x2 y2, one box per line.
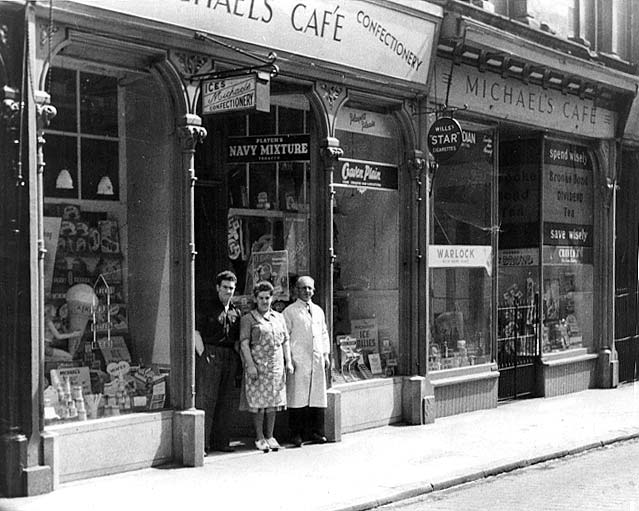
498 137 594 357
42 66 173 424
428 121 495 371
332 106 401 382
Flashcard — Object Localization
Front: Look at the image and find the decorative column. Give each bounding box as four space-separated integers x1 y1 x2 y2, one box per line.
597 139 619 388
174 115 207 468
320 136 343 443
177 115 207 409
0 85 28 498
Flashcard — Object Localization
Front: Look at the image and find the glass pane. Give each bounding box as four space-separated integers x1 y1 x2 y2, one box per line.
48 67 76 133
248 164 276 210
429 123 495 372
432 127 494 245
279 162 308 211
429 267 493 370
81 138 119 200
333 187 400 381
44 134 78 199
278 106 305 134
541 263 593 352
337 130 398 163
248 107 275 135
80 72 118 136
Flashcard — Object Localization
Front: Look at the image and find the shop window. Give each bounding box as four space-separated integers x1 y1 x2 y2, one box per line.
428 122 495 371
45 68 119 201
497 137 594 357
195 94 311 316
540 139 594 353
332 106 401 382
42 67 171 424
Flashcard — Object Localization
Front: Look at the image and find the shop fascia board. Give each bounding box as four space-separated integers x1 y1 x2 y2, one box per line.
456 16 639 97
33 0 439 98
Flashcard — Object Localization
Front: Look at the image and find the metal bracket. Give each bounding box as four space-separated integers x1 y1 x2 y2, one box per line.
190 32 279 81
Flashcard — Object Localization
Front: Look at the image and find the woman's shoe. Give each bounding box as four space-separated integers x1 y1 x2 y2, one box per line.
266 437 280 451
255 438 270 452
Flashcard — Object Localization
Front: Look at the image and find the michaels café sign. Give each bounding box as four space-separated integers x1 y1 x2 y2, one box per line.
66 0 441 87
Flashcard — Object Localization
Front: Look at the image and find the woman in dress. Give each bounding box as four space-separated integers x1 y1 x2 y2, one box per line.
240 281 294 452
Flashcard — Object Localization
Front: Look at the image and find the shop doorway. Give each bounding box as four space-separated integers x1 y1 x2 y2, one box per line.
498 137 542 399
615 151 639 383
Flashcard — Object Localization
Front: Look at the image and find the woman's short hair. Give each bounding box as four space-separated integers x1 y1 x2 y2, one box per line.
253 280 274 297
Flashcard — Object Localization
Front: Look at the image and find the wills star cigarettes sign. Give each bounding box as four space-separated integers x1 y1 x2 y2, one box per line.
202 73 270 115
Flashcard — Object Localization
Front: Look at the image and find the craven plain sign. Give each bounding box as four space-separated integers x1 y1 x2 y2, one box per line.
64 0 441 87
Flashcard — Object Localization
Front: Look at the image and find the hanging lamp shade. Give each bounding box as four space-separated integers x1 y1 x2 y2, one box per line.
55 169 74 189
97 175 114 195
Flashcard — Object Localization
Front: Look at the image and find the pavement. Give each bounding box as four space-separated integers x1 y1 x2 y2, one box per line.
2 381 639 511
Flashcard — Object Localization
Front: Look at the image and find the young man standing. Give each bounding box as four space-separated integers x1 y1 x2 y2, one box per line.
195 270 241 453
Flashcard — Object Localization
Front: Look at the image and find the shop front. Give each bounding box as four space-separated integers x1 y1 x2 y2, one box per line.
427 10 637 416
0 0 443 496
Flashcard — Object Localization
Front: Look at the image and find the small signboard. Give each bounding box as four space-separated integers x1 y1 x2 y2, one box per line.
333 158 398 190
227 134 310 163
202 72 270 115
427 117 462 162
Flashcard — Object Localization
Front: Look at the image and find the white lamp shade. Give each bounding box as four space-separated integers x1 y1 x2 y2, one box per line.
97 175 114 195
55 169 74 189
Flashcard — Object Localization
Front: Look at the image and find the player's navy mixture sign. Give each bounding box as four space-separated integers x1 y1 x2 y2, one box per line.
427 116 462 162
333 158 398 190
227 134 310 162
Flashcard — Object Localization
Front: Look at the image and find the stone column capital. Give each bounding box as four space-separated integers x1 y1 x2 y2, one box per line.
34 90 56 134
320 136 343 171
178 115 207 151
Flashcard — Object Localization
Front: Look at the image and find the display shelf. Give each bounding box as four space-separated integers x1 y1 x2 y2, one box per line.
228 207 308 220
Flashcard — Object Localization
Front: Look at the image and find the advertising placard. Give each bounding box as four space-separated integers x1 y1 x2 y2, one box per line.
333 158 398 190
227 134 310 163
248 250 290 300
350 318 378 353
202 73 270 115
429 245 493 276
543 140 593 246
427 117 462 162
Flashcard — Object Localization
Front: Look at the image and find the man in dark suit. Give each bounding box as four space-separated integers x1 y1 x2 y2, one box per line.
195 270 241 453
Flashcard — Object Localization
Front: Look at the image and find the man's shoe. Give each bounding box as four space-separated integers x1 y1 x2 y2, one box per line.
310 433 327 444
291 435 303 448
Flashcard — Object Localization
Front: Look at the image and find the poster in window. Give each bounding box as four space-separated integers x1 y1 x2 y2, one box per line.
246 250 289 301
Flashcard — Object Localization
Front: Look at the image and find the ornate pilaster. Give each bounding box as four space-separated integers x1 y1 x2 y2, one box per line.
177 114 206 414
